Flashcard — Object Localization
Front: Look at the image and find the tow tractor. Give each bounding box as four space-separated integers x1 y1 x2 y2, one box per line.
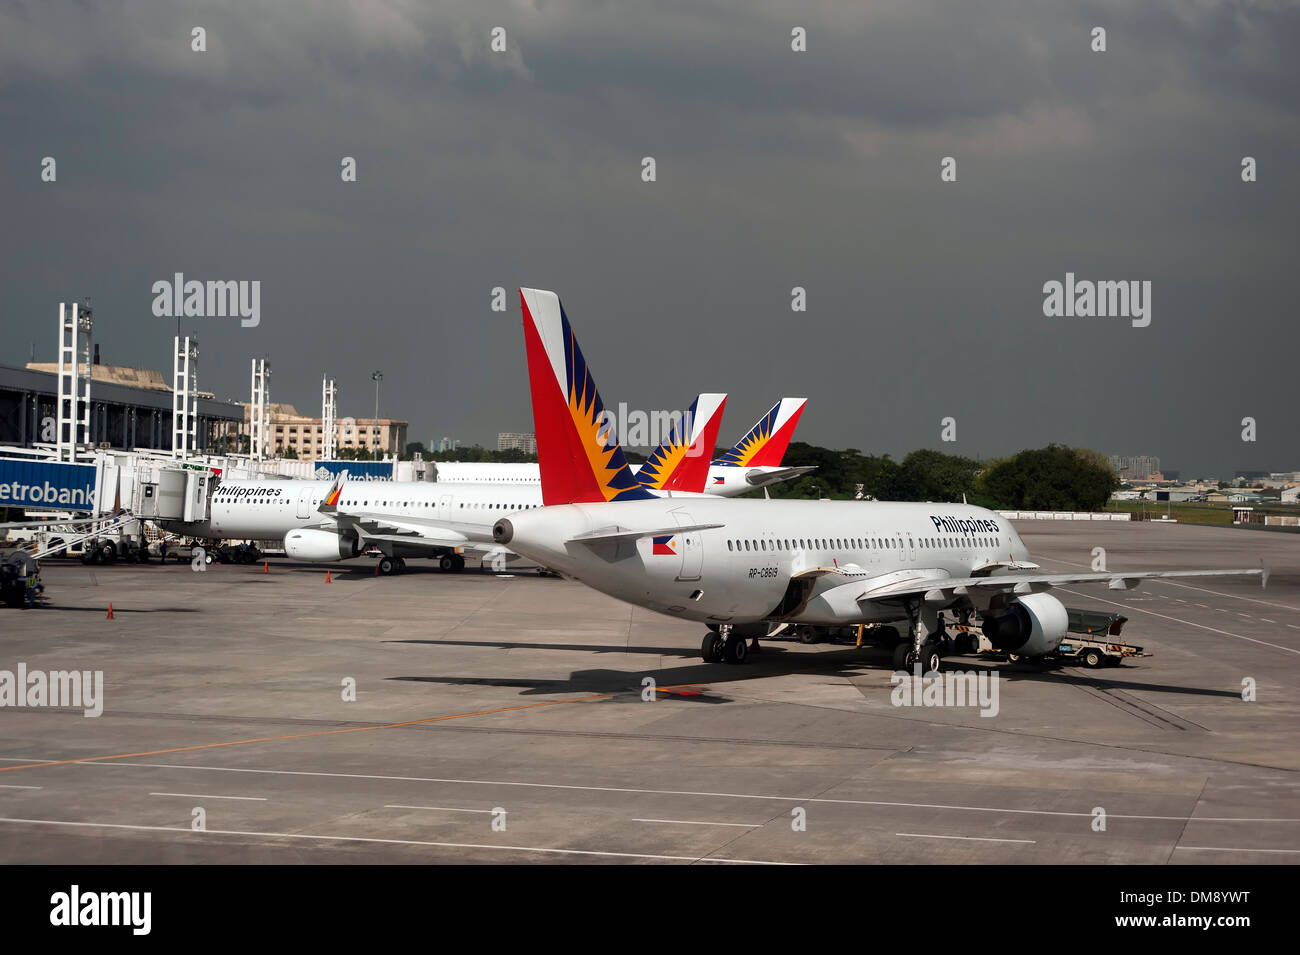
947 608 1147 668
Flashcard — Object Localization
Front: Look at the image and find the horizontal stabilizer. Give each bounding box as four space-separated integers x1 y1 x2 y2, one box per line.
745 465 816 487
567 522 725 545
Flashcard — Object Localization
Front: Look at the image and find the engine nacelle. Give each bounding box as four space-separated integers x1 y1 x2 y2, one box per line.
284 528 360 562
981 593 1068 657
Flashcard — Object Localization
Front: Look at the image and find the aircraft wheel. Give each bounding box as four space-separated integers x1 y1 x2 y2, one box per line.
891 641 911 670
918 643 941 674
452 555 465 572
701 632 724 663
379 556 397 576
798 627 819 644
725 636 748 664
395 557 407 572
439 555 455 572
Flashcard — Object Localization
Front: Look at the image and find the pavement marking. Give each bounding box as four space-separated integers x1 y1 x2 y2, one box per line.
1262 619 1277 624
385 805 493 814
1038 555 1300 613
150 792 267 801
9 758 1300 824
1056 588 1300 656
0 785 41 790
0 816 797 865
0 692 617 775
633 818 760 828
1173 845 1300 855
896 833 1036 844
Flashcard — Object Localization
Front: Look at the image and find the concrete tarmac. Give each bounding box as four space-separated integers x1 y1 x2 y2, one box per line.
1 520 1297 864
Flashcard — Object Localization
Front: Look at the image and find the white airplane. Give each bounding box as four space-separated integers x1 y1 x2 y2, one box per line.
492 288 1267 667
157 391 730 574
430 397 814 495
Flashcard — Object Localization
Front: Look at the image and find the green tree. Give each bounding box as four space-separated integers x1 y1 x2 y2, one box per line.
978 445 1118 510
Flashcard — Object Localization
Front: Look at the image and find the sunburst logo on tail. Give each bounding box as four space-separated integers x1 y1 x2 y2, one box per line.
711 397 807 468
521 288 655 505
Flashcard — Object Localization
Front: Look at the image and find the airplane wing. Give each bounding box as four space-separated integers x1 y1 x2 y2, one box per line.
315 472 498 552
852 564 1268 603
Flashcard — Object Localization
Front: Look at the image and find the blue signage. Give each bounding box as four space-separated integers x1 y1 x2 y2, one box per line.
0 460 97 511
311 460 396 482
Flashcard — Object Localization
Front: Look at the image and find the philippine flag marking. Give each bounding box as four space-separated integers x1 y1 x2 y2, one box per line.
712 476 725 485
652 535 677 555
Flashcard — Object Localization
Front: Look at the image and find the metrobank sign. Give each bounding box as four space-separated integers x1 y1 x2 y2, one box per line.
0 460 97 511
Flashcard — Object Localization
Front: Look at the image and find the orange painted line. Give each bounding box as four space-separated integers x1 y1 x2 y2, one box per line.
0 693 614 773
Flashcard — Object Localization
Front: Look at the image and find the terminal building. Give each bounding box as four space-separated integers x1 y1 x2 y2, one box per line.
1 360 243 454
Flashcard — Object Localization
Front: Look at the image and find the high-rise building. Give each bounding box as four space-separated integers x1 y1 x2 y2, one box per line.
1108 454 1161 482
497 432 537 454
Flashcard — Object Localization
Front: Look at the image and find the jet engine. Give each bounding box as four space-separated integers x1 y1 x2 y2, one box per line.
284 528 360 562
981 593 1068 657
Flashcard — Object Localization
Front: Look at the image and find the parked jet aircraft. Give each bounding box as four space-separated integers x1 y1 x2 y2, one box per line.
492 288 1267 666
158 392 726 574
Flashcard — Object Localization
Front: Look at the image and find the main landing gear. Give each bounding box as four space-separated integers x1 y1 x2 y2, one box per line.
891 601 943 673
378 555 407 575
701 624 749 664
438 554 466 573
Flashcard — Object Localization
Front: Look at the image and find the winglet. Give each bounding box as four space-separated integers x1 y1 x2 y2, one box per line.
711 397 807 467
318 471 346 513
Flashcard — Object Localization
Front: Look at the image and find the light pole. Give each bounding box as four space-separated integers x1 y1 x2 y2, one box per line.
371 370 383 457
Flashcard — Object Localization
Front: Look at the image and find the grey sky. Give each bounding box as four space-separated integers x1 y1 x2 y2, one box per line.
2 1 1296 477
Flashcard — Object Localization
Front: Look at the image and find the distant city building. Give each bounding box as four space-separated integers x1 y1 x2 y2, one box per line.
498 432 537 454
1108 454 1161 482
236 403 407 458
434 436 460 453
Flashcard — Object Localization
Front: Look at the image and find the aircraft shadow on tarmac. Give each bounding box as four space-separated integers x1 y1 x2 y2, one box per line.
386 637 1241 703
39 605 201 614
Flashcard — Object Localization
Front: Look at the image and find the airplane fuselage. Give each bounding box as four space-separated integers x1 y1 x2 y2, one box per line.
495 499 1031 627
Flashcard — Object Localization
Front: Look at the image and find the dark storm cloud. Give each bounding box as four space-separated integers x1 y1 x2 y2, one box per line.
1 0 1296 477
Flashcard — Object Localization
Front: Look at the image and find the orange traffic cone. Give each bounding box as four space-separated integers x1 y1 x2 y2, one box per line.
325 571 331 584
373 564 379 577
106 603 115 620
263 561 269 573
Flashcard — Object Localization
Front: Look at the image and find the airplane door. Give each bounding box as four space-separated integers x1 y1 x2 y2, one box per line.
896 531 906 563
296 489 312 519
438 494 452 522
906 532 916 562
673 511 703 581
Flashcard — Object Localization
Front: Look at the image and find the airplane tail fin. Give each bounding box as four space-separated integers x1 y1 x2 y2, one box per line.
711 397 807 467
519 288 657 506
635 393 728 493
